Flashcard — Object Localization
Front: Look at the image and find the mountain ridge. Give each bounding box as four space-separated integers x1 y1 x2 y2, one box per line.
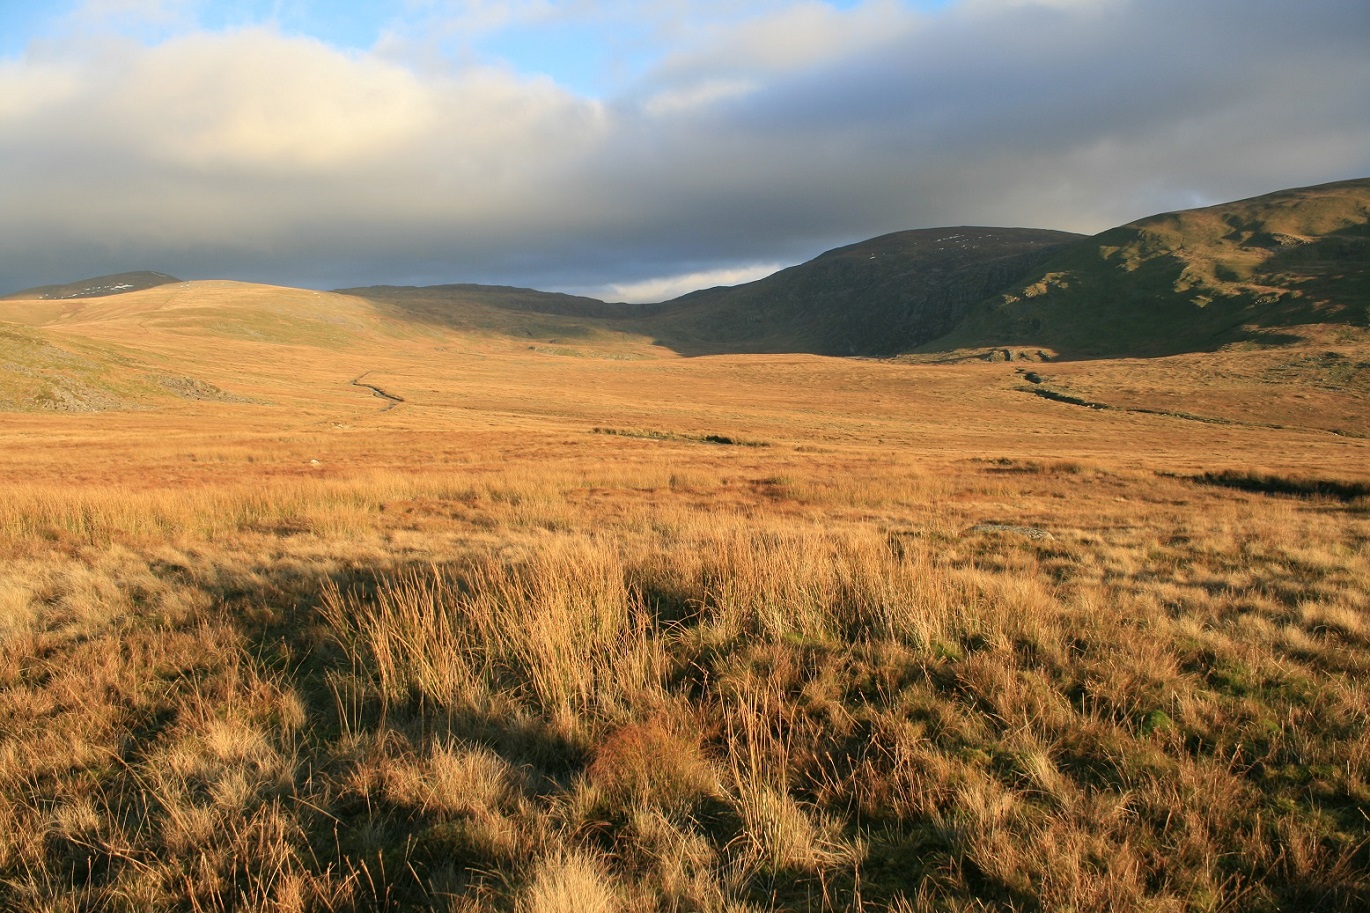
334 227 1086 357
6 176 1367 361
4 270 182 301
637 226 1085 356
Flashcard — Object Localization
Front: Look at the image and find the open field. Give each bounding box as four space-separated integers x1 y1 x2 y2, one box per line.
0 280 1368 911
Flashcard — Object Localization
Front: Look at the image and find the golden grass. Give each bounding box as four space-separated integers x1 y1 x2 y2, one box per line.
0 295 1367 910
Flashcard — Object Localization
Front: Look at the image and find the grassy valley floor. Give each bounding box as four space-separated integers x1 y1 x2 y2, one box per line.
0 333 1367 911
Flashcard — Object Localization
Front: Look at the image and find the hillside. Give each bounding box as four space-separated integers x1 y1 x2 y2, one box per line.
337 229 1083 357
335 283 661 355
929 178 1370 357
4 270 181 301
337 283 646 321
635 227 1084 356
0 280 408 411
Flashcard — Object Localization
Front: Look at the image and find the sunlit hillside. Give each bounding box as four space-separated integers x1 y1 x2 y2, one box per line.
0 278 674 413
936 178 1370 356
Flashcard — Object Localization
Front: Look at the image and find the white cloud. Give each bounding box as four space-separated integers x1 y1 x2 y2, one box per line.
635 0 916 109
0 26 607 246
643 77 758 115
0 59 83 120
601 262 784 303
110 30 435 172
375 0 560 56
680 0 914 74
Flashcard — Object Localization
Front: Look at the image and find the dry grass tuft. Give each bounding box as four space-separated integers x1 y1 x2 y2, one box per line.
517 849 620 913
587 716 717 813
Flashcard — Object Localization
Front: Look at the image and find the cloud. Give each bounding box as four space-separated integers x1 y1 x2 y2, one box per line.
599 262 784 303
648 0 916 83
634 1 915 114
643 78 758 116
0 0 1366 297
113 30 434 172
1 27 605 247
0 58 83 120
374 0 561 58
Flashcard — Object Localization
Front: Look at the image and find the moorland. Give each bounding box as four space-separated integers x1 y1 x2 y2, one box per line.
0 178 1367 911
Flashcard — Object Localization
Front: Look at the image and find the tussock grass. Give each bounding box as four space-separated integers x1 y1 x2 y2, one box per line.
6 469 1365 911
517 849 621 913
0 340 1367 909
322 539 663 724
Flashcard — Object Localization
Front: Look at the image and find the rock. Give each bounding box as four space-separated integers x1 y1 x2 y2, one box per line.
964 523 1054 540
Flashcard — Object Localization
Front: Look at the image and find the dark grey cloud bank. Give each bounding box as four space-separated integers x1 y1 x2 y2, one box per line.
1 0 1367 300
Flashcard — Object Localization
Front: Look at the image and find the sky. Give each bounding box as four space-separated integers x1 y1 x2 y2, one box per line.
1 0 1367 301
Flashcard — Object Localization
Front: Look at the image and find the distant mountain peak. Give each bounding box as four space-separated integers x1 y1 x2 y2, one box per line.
5 271 181 301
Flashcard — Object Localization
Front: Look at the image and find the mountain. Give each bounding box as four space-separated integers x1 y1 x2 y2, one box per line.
335 230 1084 357
4 270 182 301
633 227 1084 356
928 178 1370 357
5 177 1366 367
342 180 1370 359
